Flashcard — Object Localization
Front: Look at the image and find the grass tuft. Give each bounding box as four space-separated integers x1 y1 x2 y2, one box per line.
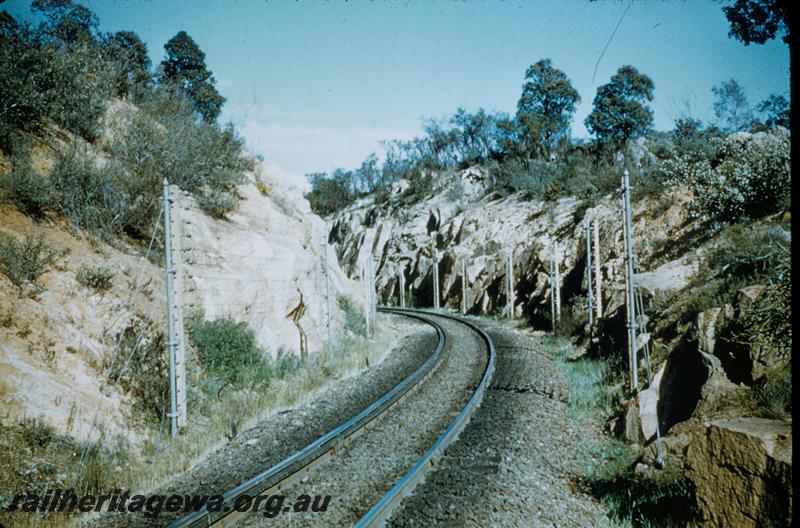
0 231 59 291
541 334 697 527
76 264 115 292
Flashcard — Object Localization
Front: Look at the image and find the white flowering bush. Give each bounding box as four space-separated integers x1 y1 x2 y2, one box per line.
662 132 790 226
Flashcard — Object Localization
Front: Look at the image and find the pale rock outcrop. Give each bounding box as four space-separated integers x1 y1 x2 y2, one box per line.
0 205 162 443
330 170 698 329
637 365 663 442
177 169 361 359
635 256 698 298
697 304 735 356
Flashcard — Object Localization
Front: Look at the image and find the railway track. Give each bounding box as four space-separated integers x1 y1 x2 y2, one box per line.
169 308 495 527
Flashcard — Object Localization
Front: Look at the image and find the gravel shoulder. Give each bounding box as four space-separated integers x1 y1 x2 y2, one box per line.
88 314 435 528
386 319 612 528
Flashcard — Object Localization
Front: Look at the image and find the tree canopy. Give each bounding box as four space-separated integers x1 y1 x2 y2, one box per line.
105 30 152 99
515 59 580 160
756 94 789 128
159 31 225 122
723 0 790 45
32 0 98 48
584 65 654 146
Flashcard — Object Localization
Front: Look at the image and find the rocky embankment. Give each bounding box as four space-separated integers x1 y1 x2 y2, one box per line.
327 132 792 526
0 135 361 444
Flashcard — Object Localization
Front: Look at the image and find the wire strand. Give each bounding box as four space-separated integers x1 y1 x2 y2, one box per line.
72 210 162 490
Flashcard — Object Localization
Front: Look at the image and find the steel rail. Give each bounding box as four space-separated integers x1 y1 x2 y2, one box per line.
169 308 446 528
354 308 496 527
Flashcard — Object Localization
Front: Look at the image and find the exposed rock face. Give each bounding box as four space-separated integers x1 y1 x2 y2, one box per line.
691 284 789 388
329 169 697 332
635 256 698 298
686 418 792 527
697 305 735 357
177 169 360 359
0 168 360 441
635 331 730 443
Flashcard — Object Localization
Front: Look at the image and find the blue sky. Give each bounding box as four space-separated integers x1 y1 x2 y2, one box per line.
7 0 790 189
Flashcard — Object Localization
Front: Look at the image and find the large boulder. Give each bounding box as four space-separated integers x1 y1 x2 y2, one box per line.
635 317 743 443
639 336 723 441
685 418 792 527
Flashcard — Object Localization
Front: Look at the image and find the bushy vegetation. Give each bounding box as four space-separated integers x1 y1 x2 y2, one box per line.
304 60 662 215
105 97 251 234
662 132 790 227
188 317 273 389
304 6 788 218
306 88 788 218
585 442 698 528
49 148 122 233
657 222 790 330
0 231 59 290
104 321 170 427
0 1 253 242
755 365 792 419
0 418 131 526
2 162 52 218
338 295 367 337
649 220 791 419
75 263 115 291
0 5 113 149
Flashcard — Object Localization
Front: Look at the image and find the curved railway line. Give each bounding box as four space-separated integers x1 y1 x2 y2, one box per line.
169 308 495 528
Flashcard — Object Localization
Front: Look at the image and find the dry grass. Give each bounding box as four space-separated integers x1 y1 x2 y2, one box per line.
114 315 400 493
2 316 401 528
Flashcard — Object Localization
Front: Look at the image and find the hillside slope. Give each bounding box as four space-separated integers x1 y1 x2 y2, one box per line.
1 145 360 443
327 128 792 526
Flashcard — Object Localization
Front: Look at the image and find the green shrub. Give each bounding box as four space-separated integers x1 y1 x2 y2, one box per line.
189 317 271 386
49 148 122 235
492 159 549 196
0 418 130 521
3 2 253 243
546 334 620 419
34 43 113 141
106 322 170 427
1 164 51 218
338 295 366 337
0 232 58 289
196 188 238 219
76 263 115 291
662 133 790 226
105 96 252 237
755 365 792 419
586 447 698 528
656 223 791 330
704 224 790 282
0 24 113 145
274 352 303 379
